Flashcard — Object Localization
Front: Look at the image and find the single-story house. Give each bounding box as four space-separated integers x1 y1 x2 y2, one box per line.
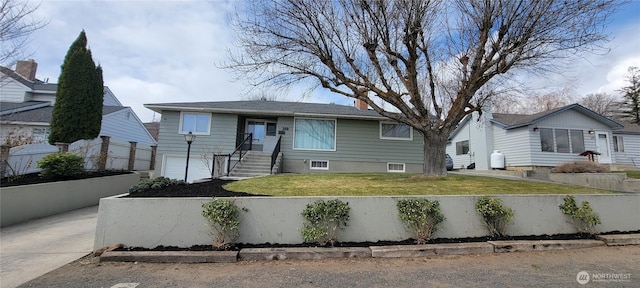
445 103 640 170
144 100 425 181
0 60 156 146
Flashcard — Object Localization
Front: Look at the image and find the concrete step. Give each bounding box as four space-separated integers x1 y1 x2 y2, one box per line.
370 243 494 258
101 251 238 263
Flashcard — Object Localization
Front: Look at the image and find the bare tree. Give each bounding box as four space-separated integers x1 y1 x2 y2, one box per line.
579 92 621 118
0 0 47 67
227 0 620 176
618 66 640 124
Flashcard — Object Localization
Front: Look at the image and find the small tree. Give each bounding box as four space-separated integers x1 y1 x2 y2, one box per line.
618 66 640 124
49 30 103 144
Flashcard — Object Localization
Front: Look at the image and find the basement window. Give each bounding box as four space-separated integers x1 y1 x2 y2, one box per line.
387 163 405 173
310 160 329 170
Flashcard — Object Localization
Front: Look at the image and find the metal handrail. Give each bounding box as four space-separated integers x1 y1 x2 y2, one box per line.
270 136 282 174
227 133 253 176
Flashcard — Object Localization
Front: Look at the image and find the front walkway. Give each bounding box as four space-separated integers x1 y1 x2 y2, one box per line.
0 206 98 288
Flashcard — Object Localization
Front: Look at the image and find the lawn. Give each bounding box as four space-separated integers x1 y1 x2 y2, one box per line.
224 173 614 196
624 171 640 179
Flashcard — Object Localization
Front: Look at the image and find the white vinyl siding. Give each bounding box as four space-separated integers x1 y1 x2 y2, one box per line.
179 112 211 135
293 118 336 151
380 122 412 140
0 77 30 102
612 133 639 167
100 108 157 146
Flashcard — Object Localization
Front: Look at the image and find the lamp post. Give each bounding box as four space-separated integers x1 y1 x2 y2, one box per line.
184 132 196 182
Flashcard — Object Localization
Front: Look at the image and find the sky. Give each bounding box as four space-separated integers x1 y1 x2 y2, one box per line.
16 0 640 122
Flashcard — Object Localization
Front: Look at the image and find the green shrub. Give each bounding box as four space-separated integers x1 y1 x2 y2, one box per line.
129 177 186 194
476 196 514 237
397 198 444 244
301 199 350 246
201 198 246 250
37 152 84 179
559 195 601 235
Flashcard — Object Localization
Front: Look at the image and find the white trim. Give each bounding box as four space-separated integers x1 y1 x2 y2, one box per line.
292 117 337 151
310 160 329 170
178 111 211 135
379 122 413 141
387 162 406 173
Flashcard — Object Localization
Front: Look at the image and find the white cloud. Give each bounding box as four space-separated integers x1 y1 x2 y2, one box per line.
24 0 640 122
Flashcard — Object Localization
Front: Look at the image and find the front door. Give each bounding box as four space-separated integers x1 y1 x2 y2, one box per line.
595 132 612 164
246 120 278 152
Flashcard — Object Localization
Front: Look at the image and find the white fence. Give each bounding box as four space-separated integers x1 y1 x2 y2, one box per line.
1 136 155 177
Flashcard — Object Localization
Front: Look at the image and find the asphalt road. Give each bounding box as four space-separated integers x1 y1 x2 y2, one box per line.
19 245 639 288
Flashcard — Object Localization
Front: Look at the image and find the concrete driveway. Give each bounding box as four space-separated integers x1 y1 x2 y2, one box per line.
0 205 98 288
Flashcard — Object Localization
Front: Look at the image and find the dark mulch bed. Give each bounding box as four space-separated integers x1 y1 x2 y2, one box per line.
1 171 132 187
118 231 640 252
123 178 265 198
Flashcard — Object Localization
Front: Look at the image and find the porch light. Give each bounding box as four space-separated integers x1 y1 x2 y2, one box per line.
184 132 196 182
588 129 595 135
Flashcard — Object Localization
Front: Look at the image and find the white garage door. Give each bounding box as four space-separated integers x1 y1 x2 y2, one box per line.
163 155 212 183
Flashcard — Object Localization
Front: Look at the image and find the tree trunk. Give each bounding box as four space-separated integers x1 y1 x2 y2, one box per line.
421 132 448 176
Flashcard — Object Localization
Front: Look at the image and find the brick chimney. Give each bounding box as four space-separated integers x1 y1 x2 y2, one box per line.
354 99 368 110
15 59 38 81
354 88 369 110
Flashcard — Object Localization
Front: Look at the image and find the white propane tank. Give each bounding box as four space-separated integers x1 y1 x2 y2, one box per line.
491 150 505 169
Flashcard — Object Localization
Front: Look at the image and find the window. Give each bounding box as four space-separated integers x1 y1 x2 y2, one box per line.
180 112 211 135
310 160 329 170
387 163 405 173
380 122 412 140
555 129 570 153
540 128 554 152
266 122 277 136
32 127 50 143
613 136 624 152
294 118 336 151
456 140 469 155
540 128 585 153
570 130 585 154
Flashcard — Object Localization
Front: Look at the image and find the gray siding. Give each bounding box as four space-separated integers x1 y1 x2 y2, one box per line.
156 111 238 158
278 117 424 172
100 108 157 146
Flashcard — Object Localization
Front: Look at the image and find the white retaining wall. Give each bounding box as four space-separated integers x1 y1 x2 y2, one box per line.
1 173 140 227
94 194 640 250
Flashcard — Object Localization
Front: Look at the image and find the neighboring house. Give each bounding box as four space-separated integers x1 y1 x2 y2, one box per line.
446 103 639 170
144 100 424 181
0 60 156 146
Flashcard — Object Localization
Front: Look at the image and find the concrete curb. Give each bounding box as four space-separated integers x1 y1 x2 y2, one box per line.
99 236 640 263
370 243 494 258
488 240 605 253
100 251 238 263
239 247 371 261
597 234 640 246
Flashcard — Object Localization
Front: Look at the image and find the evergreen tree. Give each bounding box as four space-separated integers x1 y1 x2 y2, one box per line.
619 66 640 124
49 30 104 144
